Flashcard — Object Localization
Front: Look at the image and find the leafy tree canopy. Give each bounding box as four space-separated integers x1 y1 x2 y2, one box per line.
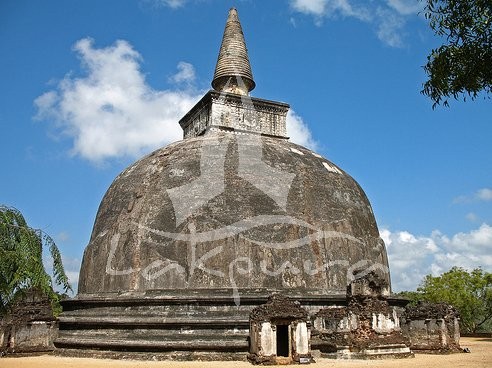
422 0 492 107
0 205 72 315
402 267 492 333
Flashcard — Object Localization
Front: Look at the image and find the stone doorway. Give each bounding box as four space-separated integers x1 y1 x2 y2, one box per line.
248 294 312 364
276 324 290 357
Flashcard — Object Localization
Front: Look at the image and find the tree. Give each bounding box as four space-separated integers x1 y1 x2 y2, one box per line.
416 267 492 333
0 205 72 315
421 0 492 107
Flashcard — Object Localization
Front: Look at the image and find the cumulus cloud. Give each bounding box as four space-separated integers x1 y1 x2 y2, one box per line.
169 61 196 84
286 109 318 150
35 38 318 164
383 223 492 292
385 0 422 15
291 0 327 16
375 7 405 47
290 0 369 21
35 38 201 163
56 231 70 242
453 187 492 204
477 188 492 201
289 0 419 47
148 0 187 9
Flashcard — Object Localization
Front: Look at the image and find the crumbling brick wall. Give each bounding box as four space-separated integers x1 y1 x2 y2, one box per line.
312 272 411 357
0 289 57 355
402 302 461 353
314 296 407 351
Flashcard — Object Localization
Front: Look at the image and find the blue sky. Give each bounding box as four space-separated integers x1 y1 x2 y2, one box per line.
1 0 491 293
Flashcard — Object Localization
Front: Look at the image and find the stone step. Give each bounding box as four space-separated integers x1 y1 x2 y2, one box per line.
57 328 249 340
55 336 249 351
58 316 249 328
57 333 248 343
60 304 251 315
61 308 250 319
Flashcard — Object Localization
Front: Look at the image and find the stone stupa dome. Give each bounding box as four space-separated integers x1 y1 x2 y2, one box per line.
78 133 390 297
77 7 390 300
58 9 407 361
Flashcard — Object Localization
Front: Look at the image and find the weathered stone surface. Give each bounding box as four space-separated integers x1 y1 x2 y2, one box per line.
1 289 57 355
60 7 403 361
347 270 391 297
404 302 459 320
248 295 312 365
311 274 412 359
402 302 461 353
78 132 389 297
250 294 308 323
212 8 255 95
180 91 289 139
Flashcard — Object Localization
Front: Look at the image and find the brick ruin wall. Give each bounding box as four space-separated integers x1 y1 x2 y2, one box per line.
1 289 57 355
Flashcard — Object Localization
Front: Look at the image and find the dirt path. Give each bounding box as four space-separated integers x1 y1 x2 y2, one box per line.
0 337 490 368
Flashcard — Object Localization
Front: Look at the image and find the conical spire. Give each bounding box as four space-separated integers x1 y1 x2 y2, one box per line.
212 8 255 95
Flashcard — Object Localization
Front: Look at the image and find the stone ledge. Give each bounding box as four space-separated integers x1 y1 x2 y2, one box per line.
58 316 249 327
55 337 249 351
319 344 414 360
55 348 248 361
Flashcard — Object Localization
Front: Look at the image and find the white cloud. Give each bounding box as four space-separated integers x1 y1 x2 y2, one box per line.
466 212 479 222
169 61 196 84
56 231 70 242
375 7 405 48
291 0 327 16
290 0 417 47
35 38 201 163
290 0 370 20
452 195 468 204
286 109 318 150
152 0 187 9
477 188 492 201
383 224 492 292
385 0 422 15
449 224 492 250
453 187 492 204
35 39 318 164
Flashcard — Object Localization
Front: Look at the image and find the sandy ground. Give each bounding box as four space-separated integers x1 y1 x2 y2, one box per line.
0 337 490 368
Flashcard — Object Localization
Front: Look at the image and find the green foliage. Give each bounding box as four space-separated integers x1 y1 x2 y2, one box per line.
416 267 492 333
0 205 72 316
422 0 492 107
395 290 425 305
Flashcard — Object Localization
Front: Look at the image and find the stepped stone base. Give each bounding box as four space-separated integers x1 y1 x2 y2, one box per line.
316 344 413 359
56 348 248 361
56 290 255 360
55 290 341 360
55 289 410 361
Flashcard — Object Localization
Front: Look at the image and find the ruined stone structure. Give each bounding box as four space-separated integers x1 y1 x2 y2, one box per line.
1 289 57 355
54 8 457 362
312 273 412 359
249 295 312 364
402 302 461 353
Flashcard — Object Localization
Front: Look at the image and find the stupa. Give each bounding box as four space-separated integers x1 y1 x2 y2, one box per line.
56 8 412 362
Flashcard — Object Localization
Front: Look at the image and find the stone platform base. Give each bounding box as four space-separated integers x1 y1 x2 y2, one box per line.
56 348 247 361
56 290 411 361
317 344 413 359
56 292 252 360
409 347 463 354
56 290 348 360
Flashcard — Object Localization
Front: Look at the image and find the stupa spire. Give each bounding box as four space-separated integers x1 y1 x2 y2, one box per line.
212 8 255 96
